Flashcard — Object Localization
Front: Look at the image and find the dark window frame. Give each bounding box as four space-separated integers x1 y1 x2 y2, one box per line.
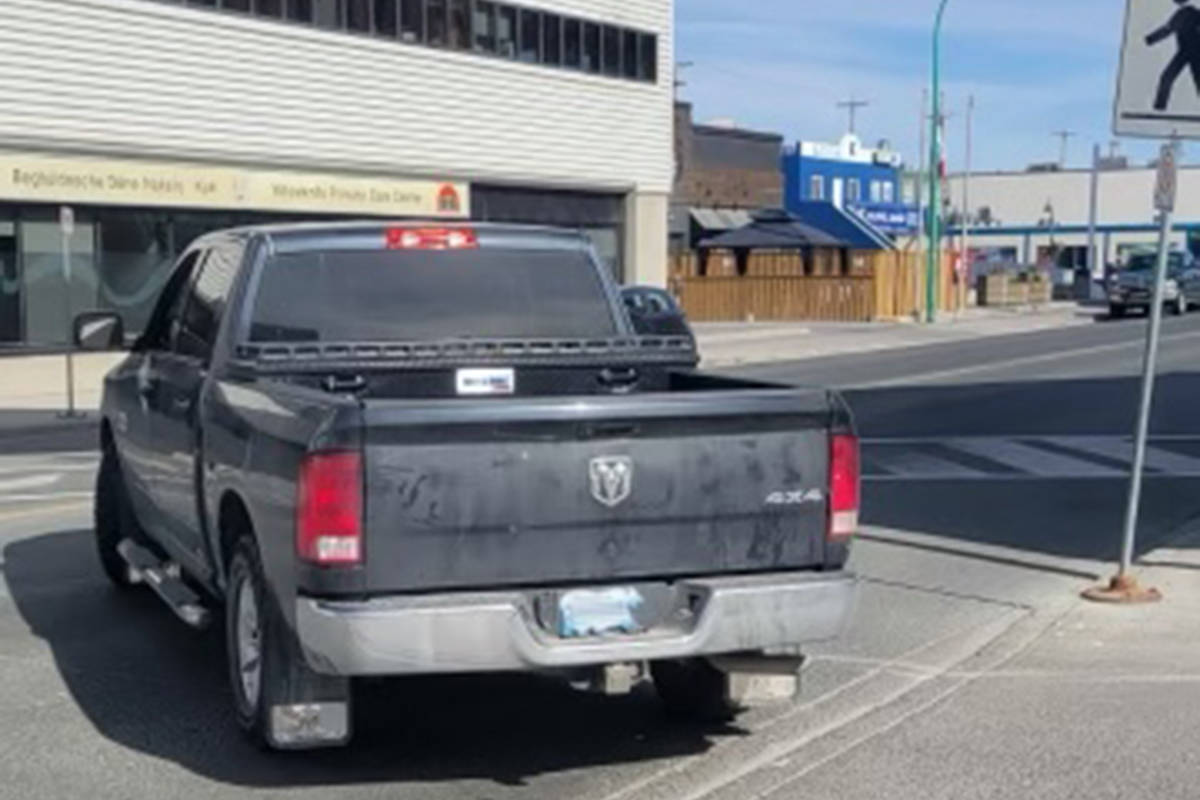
167 0 658 83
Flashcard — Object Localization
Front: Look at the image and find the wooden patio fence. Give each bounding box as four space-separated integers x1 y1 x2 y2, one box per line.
669 248 963 323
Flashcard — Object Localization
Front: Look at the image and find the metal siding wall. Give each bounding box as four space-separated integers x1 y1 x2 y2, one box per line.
0 0 673 192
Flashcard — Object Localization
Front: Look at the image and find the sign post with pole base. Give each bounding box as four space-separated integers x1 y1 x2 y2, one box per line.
1082 141 1176 605
58 205 82 420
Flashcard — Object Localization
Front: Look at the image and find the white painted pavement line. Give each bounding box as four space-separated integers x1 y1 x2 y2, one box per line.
845 329 1200 389
865 448 986 478
949 437 1125 477
0 491 93 503
0 474 61 492
1045 435 1200 474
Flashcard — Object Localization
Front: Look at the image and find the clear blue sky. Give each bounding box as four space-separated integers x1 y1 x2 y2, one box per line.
675 0 1169 173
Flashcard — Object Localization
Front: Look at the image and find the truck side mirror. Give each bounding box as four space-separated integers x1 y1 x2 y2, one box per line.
73 311 125 351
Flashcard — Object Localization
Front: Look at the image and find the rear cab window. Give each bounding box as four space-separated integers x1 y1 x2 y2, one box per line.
246 233 619 344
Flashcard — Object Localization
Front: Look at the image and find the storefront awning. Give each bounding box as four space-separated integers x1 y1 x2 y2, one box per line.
689 207 753 231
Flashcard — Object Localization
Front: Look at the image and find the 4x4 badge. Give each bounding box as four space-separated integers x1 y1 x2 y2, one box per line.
589 456 633 508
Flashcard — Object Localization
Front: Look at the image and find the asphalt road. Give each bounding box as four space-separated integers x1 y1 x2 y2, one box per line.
2 310 1199 799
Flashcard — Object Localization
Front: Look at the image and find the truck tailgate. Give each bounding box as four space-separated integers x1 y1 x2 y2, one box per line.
361 389 837 592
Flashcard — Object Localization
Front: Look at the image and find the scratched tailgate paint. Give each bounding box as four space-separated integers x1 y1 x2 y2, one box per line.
360 390 832 592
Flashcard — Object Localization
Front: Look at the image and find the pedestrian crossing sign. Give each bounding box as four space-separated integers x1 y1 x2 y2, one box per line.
1115 0 1200 138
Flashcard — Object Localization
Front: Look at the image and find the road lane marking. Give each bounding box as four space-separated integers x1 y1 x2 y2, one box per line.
0 491 93 503
862 435 1200 480
866 448 986 478
1045 435 1200 474
950 438 1124 477
0 500 91 522
0 474 61 492
847 328 1200 389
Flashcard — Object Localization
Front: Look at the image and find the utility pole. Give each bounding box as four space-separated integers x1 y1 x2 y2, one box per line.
915 88 928 319
1052 130 1076 168
837 97 870 134
961 94 974 313
673 61 694 101
1087 143 1101 287
927 0 952 323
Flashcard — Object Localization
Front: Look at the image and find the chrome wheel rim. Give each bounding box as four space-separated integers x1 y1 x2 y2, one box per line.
236 577 262 709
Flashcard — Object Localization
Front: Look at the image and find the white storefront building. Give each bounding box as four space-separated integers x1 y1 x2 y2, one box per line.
944 163 1200 276
0 0 672 347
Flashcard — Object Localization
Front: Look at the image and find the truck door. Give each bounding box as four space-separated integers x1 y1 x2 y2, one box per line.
150 239 241 567
115 249 204 538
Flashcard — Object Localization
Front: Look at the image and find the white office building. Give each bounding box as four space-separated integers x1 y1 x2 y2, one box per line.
0 0 672 347
944 162 1200 276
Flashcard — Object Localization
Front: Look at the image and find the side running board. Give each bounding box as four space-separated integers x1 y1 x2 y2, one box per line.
117 539 211 630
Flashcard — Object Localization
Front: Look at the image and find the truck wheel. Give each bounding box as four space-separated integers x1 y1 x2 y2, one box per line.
1108 304 1126 319
651 658 738 723
225 535 352 749
94 444 141 588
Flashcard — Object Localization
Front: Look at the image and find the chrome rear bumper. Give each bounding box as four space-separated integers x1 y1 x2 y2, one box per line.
295 570 856 676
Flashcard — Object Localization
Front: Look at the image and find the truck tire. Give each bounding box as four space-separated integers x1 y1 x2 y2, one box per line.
1109 304 1126 319
225 534 352 749
651 658 738 723
94 445 141 589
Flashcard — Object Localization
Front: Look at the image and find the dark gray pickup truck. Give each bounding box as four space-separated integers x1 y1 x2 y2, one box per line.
75 222 858 749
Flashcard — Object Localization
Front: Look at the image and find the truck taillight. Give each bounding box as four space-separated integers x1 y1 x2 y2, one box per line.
829 434 859 540
297 451 363 566
384 227 478 250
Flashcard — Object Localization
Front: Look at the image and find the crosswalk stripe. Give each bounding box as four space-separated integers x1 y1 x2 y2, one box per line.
866 448 986 478
930 438 1124 477
0 474 61 493
1046 436 1200 474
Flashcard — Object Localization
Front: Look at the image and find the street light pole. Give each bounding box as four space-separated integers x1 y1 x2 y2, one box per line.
926 0 951 323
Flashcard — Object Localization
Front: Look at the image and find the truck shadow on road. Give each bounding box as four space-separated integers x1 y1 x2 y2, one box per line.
3 529 725 788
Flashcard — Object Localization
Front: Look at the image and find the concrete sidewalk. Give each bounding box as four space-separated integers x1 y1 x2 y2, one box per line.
695 302 1101 368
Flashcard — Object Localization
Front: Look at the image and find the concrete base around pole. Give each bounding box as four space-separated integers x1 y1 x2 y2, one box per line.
1081 573 1163 604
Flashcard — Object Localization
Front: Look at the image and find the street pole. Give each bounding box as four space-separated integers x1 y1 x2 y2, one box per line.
1083 140 1175 604
961 93 974 314
58 207 79 419
1086 143 1101 289
916 88 928 319
926 0 951 323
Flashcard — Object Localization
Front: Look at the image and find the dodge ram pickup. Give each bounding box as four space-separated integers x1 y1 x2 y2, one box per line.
74 222 858 749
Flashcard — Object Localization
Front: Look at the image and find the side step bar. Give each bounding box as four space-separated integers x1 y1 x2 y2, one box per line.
117 539 212 630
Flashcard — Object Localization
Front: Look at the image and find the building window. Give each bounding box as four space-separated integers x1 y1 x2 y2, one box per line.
426 0 446 45
622 29 638 79
582 22 600 72
313 0 341 28
496 5 517 57
164 0 656 83
473 0 495 52
601 25 620 77
810 175 824 201
345 0 371 32
847 178 861 203
563 18 581 67
373 0 397 35
639 33 657 82
542 13 561 65
882 181 895 203
399 0 422 41
287 0 312 21
869 180 882 203
449 0 469 48
518 8 540 62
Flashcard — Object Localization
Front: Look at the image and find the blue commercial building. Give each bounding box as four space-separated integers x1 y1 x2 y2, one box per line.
782 134 918 237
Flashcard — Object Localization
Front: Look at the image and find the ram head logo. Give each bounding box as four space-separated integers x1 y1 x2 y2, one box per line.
589 456 633 508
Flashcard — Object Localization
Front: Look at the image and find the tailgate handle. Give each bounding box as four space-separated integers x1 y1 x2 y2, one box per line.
582 421 640 439
597 367 639 392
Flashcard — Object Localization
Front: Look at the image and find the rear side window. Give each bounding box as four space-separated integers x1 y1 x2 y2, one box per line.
176 241 242 360
248 247 618 342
